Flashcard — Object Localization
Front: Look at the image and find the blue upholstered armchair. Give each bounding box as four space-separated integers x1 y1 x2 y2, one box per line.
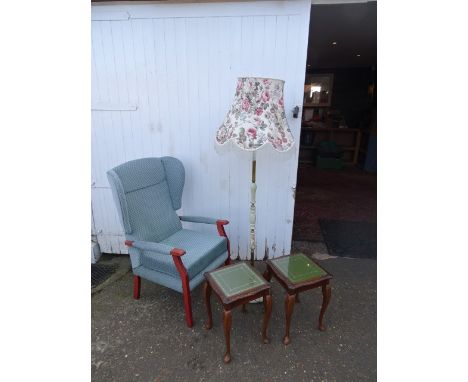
107 157 231 327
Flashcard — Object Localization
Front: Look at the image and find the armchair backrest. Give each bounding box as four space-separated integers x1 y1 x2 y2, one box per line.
107 157 184 243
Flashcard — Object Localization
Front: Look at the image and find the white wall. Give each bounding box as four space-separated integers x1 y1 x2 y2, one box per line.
91 0 311 259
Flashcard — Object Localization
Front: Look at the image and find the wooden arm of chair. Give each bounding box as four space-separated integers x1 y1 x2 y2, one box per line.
216 220 231 264
170 248 186 257
216 219 229 237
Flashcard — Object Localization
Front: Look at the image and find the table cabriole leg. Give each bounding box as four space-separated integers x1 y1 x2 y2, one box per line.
319 282 332 331
223 309 232 363
262 268 272 313
283 293 296 345
262 293 272 344
203 281 213 330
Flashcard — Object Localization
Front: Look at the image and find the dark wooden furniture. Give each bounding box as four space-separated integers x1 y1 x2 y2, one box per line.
300 124 362 166
203 262 272 363
264 253 332 345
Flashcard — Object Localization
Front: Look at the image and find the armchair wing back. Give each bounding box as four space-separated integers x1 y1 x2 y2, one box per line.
107 157 184 243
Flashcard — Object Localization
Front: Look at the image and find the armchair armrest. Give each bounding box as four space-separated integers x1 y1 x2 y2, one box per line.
178 216 231 265
125 239 188 305
125 240 186 257
179 215 218 224
179 216 229 234
215 220 229 236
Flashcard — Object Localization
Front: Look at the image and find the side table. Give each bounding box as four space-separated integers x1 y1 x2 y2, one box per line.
264 253 332 345
204 262 272 363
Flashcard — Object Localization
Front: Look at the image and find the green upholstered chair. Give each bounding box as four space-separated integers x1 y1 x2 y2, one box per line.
107 157 230 327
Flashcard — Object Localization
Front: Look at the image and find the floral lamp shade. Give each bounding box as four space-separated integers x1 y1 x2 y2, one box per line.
216 77 294 152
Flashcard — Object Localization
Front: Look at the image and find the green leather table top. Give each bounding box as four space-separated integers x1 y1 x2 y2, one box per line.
271 254 327 284
209 263 267 298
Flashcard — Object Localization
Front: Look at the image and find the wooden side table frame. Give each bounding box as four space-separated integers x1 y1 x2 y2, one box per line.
264 254 333 345
203 263 272 363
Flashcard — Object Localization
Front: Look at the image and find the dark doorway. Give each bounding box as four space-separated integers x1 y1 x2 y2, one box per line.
292 1 377 259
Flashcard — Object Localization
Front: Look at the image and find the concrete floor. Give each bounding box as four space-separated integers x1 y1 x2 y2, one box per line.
92 254 376 382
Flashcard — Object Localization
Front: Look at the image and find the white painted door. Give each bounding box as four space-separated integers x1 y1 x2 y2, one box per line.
91 0 311 258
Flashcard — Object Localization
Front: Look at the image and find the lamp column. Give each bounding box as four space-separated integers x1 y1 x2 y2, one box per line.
249 152 257 267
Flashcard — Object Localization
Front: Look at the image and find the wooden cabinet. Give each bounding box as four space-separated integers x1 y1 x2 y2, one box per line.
299 123 362 166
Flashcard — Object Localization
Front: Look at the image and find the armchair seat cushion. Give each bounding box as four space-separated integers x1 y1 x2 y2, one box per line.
140 229 227 279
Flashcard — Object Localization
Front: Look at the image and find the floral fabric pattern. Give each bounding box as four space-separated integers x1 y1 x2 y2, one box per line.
216 77 294 152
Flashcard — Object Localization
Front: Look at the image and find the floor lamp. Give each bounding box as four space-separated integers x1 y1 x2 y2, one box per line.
216 77 295 267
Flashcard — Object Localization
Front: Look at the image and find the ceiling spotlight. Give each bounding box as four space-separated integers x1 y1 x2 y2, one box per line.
332 41 337 45
356 54 361 57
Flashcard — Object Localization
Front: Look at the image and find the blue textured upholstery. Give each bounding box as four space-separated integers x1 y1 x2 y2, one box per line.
140 229 227 279
161 157 185 210
129 240 174 255
107 157 229 295
108 157 182 242
133 252 227 292
180 216 218 224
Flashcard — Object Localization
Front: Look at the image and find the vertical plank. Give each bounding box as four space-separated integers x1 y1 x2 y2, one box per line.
130 19 152 158
174 17 191 217
141 18 161 158
153 18 171 158
183 17 199 222
121 19 139 162
110 20 130 164
162 18 178 157
100 21 124 173
194 17 211 232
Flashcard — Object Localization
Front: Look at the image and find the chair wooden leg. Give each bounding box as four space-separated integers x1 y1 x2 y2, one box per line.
133 275 141 300
181 276 193 328
172 255 193 328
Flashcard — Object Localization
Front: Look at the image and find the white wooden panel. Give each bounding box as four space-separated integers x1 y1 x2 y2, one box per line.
91 1 311 257
91 11 129 21
91 102 138 111
92 1 309 19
